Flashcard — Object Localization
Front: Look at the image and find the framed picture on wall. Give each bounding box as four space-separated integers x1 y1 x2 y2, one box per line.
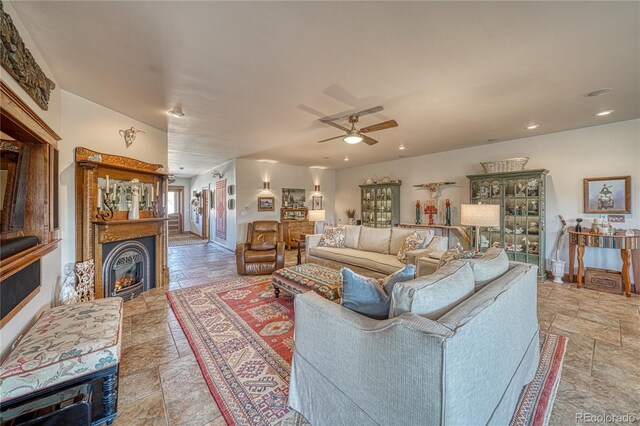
312 195 323 210
583 176 631 214
282 188 305 208
258 196 275 211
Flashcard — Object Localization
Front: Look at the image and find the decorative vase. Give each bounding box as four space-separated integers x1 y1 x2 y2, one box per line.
551 259 565 284
128 186 140 220
445 199 451 226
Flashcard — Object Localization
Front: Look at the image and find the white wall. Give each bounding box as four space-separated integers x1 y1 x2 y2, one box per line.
235 159 336 245
190 160 236 250
336 119 640 275
171 177 191 232
1 2 62 358
59 90 168 273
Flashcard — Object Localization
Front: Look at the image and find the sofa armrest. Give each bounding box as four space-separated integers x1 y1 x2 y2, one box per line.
404 248 435 265
305 234 322 250
291 292 452 424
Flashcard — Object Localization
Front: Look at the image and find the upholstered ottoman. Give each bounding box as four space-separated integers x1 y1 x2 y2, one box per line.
272 263 342 302
0 298 123 424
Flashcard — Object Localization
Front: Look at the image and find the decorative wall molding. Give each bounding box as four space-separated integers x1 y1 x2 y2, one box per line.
0 1 56 110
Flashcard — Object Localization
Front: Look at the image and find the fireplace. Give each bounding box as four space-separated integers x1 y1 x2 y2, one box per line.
102 236 155 300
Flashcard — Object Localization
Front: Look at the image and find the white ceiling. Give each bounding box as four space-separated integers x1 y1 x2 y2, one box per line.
13 1 640 177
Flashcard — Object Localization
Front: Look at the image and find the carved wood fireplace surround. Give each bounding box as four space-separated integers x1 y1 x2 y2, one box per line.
75 147 169 299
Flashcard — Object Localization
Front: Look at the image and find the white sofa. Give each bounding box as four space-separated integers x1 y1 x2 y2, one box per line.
305 225 448 278
289 260 540 425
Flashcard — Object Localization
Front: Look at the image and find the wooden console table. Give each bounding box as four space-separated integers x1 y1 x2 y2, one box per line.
568 228 640 298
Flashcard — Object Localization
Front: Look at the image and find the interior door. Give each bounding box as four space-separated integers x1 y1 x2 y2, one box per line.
201 186 210 240
167 186 184 235
215 180 227 240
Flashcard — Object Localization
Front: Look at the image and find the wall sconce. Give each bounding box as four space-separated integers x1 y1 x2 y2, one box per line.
263 181 270 190
314 184 321 193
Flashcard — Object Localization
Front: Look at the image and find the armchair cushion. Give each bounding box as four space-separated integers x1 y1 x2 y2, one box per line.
250 231 278 250
244 249 277 263
389 261 474 319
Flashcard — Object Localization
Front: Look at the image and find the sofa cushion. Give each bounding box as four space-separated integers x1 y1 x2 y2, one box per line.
341 268 390 320
382 264 416 296
319 226 346 248
390 227 417 254
358 226 391 254
397 233 425 263
343 225 361 249
0 298 123 403
462 247 510 288
389 261 475 319
426 236 449 252
308 246 405 275
437 244 474 269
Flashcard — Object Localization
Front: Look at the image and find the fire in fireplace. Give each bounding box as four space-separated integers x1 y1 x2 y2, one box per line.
102 238 155 300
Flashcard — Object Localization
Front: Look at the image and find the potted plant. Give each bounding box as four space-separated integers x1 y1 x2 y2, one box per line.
346 209 356 225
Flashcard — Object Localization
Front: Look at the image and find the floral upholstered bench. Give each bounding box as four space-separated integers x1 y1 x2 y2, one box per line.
0 298 123 425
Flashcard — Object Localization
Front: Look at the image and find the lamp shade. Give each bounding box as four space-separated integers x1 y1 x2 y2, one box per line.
460 204 500 227
308 209 326 222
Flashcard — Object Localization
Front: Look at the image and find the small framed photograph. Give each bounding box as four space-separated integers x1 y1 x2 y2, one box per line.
258 196 275 211
583 176 631 214
312 195 323 210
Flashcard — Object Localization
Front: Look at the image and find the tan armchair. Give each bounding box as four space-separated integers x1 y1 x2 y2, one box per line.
236 221 285 275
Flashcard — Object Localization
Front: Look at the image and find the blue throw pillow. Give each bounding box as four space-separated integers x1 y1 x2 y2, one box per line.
340 265 416 320
382 264 416 296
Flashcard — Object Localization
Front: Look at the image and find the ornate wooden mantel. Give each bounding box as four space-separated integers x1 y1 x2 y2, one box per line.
75 148 169 297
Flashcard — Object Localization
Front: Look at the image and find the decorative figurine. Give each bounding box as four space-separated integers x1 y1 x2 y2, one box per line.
128 179 140 220
59 263 79 305
575 218 583 232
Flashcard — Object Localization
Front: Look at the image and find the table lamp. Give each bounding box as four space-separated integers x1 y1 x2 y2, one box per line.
308 209 326 234
460 204 500 253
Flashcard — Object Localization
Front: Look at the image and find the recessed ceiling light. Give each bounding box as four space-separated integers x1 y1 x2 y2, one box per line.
323 156 330 160
586 88 611 97
179 167 184 170
399 144 406 150
595 110 614 117
525 124 540 130
344 156 349 162
487 138 500 143
168 106 184 118
399 155 406 158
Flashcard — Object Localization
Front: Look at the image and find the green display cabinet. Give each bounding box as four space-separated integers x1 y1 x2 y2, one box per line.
467 169 548 280
359 182 401 228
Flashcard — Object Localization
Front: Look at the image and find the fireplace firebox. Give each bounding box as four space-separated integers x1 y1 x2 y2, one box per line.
102 237 155 299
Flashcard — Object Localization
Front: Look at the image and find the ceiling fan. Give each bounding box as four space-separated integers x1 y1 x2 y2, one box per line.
317 106 398 146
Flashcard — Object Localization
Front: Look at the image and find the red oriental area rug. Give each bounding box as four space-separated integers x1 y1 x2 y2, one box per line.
167 276 566 426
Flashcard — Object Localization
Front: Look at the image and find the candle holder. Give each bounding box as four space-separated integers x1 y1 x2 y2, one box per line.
424 201 438 226
415 200 422 224
445 199 452 226
96 192 115 221
151 196 164 218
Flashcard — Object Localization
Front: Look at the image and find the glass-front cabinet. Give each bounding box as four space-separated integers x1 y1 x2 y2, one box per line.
467 169 548 280
359 182 401 228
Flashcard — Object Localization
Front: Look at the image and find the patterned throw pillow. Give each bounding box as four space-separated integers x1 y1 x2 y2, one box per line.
437 243 474 269
397 232 426 263
319 226 346 248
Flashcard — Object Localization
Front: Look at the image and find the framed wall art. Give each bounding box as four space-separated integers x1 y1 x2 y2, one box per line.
258 196 274 211
312 195 323 210
583 176 631 214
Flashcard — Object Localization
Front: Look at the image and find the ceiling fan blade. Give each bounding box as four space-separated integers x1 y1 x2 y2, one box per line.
362 135 378 146
354 105 384 117
317 135 344 143
360 120 398 133
319 118 350 132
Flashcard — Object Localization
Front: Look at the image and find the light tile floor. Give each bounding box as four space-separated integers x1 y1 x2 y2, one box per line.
115 243 640 425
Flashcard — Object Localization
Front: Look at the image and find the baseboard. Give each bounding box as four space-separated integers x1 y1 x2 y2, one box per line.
544 270 638 293
210 240 234 253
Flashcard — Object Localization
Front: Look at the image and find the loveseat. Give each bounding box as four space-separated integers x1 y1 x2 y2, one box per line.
289 258 540 425
305 225 448 278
